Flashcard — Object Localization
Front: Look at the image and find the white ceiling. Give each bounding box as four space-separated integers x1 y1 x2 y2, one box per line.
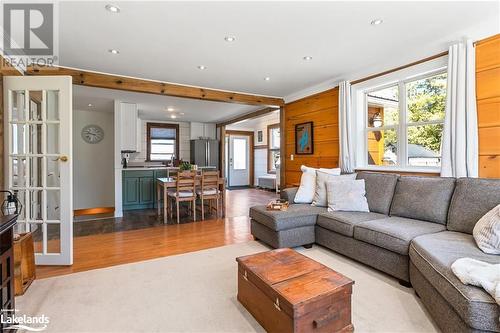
59 1 498 99
73 85 261 123
63 1 498 123
227 111 280 131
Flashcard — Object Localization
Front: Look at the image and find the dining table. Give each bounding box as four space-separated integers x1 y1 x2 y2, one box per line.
156 177 226 223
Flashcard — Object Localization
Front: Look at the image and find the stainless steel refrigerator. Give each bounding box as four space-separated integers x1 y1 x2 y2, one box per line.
190 139 219 169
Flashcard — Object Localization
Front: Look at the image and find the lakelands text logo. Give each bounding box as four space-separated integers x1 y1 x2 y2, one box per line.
1 309 49 331
2 2 58 70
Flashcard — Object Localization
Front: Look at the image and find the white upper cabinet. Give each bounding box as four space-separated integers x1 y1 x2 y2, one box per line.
190 122 216 140
120 102 138 151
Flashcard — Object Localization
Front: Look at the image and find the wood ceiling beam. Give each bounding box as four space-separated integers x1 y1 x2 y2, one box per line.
25 65 284 106
216 107 280 127
0 55 23 76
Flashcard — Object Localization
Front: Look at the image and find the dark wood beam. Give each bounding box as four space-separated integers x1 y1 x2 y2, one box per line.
25 65 284 106
216 107 280 127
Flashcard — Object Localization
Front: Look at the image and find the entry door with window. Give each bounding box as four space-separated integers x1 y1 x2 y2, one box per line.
229 135 249 187
4 76 73 265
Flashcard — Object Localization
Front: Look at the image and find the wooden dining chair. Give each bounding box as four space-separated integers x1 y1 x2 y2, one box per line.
197 170 220 220
167 170 197 224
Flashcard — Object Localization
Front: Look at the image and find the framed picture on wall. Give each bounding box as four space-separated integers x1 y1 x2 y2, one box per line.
295 122 313 154
257 130 263 143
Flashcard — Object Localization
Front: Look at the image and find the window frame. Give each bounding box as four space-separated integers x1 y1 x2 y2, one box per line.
146 122 179 162
267 123 280 174
352 57 448 173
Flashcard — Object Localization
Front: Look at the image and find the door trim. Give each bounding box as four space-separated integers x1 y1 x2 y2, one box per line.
226 130 254 187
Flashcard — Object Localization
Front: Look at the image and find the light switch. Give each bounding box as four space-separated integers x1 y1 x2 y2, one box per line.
290 154 294 161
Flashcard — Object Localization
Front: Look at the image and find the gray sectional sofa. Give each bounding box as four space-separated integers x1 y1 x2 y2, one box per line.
249 172 500 333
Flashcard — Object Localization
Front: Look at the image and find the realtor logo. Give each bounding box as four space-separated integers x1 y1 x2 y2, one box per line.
3 3 53 56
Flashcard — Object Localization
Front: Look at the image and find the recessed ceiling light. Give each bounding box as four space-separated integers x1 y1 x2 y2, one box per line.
303 56 313 61
167 107 175 112
224 36 236 42
170 115 177 119
264 77 271 81
108 49 119 54
105 4 120 13
179 112 185 115
197 65 207 70
87 103 93 107
371 19 383 25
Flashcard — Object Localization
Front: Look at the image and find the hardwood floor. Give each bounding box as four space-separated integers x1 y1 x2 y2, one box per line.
36 188 278 279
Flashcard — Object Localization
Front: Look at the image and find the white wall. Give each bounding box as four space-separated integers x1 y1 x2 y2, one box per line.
128 119 191 162
73 109 115 209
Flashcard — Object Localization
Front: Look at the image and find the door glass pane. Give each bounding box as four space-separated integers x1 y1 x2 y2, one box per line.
11 90 26 121
46 123 60 154
407 73 447 123
407 124 443 167
367 85 399 128
29 223 43 253
29 190 43 221
46 90 59 121
367 129 398 166
11 123 26 155
29 91 43 121
233 138 247 170
46 190 60 220
11 157 27 188
29 124 43 154
29 157 44 187
46 223 61 254
46 157 60 187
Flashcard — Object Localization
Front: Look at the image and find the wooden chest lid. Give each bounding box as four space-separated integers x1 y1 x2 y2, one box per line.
236 248 354 313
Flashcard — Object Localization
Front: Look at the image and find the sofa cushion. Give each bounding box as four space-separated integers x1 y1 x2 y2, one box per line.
249 204 326 231
317 211 386 237
447 178 500 234
409 232 500 332
390 176 456 224
356 172 399 214
354 217 446 255
280 187 298 203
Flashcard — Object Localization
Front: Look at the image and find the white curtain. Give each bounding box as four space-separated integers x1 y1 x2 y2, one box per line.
339 81 354 173
441 40 478 178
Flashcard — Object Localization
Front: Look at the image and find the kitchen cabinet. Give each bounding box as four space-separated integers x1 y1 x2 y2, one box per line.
120 102 138 151
122 169 168 210
190 122 216 140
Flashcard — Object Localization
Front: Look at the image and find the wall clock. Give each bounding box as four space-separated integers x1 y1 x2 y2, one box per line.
81 124 104 144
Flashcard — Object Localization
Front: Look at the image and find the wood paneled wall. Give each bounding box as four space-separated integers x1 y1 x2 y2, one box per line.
476 34 500 178
284 88 339 185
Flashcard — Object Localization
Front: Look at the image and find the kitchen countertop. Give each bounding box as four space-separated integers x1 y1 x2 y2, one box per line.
122 166 179 171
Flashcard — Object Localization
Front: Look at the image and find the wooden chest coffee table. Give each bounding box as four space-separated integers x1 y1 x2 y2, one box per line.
236 248 354 333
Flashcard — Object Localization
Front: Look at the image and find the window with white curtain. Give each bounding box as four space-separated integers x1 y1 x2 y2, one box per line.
353 58 448 172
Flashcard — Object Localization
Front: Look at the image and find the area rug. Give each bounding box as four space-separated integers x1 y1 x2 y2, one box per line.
17 242 438 332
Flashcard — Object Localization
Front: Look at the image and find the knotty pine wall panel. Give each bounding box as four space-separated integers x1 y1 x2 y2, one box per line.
476 34 500 178
284 88 339 185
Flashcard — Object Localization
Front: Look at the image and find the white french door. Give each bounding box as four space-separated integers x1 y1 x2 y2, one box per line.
4 76 73 265
229 135 250 187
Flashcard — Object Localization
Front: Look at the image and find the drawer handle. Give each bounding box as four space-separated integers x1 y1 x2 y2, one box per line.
274 298 281 311
243 270 248 281
313 313 339 328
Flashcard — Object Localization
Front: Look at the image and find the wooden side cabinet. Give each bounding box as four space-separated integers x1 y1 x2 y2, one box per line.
0 215 17 330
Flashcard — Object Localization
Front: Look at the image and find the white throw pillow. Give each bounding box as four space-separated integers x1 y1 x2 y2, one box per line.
312 171 357 207
473 204 500 255
294 165 341 204
326 179 370 212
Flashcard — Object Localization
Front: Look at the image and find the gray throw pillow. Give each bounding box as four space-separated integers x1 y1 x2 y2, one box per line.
312 171 357 207
327 179 370 212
